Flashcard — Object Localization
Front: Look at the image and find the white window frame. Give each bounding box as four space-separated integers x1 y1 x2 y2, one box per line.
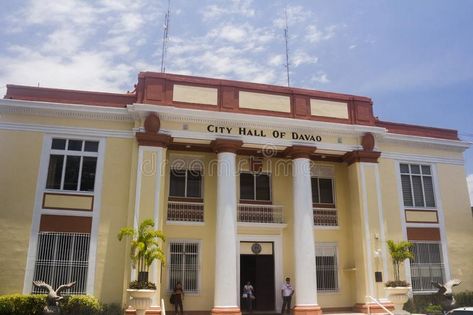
169 168 203 199
399 163 436 209
167 239 202 294
23 134 106 295
315 243 339 293
239 171 272 202
45 138 100 193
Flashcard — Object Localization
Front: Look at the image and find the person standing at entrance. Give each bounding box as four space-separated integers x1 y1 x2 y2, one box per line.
281 277 294 314
173 281 184 315
242 281 255 313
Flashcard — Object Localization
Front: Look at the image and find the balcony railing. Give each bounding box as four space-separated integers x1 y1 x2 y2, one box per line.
167 200 204 222
238 203 284 224
313 208 338 226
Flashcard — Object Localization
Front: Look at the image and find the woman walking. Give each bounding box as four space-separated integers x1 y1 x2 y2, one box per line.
242 281 255 314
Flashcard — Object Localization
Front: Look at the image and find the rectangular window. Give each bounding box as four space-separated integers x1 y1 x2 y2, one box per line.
45 138 99 192
239 172 271 201
400 163 436 208
32 232 90 295
168 241 200 293
311 177 334 206
169 169 202 198
315 244 338 292
410 242 444 292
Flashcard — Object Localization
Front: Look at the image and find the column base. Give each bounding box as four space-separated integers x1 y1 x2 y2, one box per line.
293 305 322 315
354 303 395 314
211 307 241 315
125 306 137 315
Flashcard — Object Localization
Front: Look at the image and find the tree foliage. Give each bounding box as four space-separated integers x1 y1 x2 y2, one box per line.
387 240 414 284
117 219 166 274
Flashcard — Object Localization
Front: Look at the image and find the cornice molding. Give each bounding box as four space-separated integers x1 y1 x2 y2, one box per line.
283 145 317 159
381 152 465 166
211 138 243 153
380 133 470 151
127 103 387 137
0 121 134 138
0 99 133 121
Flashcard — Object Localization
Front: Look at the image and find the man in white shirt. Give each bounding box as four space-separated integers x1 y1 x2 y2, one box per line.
281 277 295 314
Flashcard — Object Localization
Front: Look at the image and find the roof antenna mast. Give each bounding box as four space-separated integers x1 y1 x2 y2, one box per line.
160 0 171 73
284 6 291 87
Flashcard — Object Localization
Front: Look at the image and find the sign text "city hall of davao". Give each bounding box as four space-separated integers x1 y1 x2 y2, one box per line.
207 125 322 142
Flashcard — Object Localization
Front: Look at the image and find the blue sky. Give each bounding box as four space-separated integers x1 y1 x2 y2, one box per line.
1 0 472 203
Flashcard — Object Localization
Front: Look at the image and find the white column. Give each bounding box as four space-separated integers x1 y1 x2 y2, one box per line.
292 157 319 306
214 151 239 308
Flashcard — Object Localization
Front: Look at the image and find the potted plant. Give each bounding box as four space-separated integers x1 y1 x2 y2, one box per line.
385 240 414 315
118 219 166 315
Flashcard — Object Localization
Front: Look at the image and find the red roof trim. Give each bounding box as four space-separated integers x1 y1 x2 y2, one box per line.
376 120 459 140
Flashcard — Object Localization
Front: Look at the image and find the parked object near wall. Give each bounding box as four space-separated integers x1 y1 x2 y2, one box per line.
32 280 76 314
432 279 462 313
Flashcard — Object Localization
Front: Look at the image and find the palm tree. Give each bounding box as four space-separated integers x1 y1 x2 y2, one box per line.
118 219 166 285
387 240 414 285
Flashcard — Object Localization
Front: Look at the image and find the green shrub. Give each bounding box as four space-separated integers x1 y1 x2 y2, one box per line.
0 294 46 315
425 303 443 315
455 290 473 307
0 294 122 315
61 295 102 315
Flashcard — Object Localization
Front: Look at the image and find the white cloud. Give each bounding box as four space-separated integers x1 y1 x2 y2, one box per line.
268 54 284 66
305 25 337 43
273 5 311 29
467 174 473 206
292 50 318 67
201 0 255 21
311 71 330 84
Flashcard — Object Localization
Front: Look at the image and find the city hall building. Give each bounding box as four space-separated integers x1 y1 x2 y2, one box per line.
0 72 472 314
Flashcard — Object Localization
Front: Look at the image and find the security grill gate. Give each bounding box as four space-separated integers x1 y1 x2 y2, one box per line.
315 244 338 292
410 242 444 292
32 232 90 294
168 241 199 293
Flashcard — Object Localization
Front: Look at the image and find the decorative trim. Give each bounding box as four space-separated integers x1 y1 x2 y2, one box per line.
128 103 386 136
382 132 470 150
284 145 317 159
42 192 94 211
0 99 133 121
381 152 464 165
136 132 172 147
405 210 439 224
144 113 161 133
343 150 381 165
211 139 243 153
0 122 134 138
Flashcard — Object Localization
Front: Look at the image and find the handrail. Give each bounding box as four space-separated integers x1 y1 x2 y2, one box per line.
161 298 166 315
366 295 394 315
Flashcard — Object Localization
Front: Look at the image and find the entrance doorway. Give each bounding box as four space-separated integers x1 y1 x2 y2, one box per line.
240 242 275 312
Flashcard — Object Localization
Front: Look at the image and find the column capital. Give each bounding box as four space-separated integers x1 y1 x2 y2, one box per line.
211 139 243 154
284 145 317 159
136 132 172 147
343 150 381 165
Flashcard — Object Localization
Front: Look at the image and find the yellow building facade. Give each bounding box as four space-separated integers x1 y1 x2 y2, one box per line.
0 72 472 315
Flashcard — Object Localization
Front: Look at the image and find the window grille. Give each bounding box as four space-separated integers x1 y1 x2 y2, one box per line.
46 138 99 192
239 172 271 201
315 244 338 292
410 242 444 292
168 241 200 293
400 164 435 208
32 232 90 295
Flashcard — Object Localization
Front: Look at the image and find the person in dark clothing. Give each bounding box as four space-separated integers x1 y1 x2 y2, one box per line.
173 281 184 315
